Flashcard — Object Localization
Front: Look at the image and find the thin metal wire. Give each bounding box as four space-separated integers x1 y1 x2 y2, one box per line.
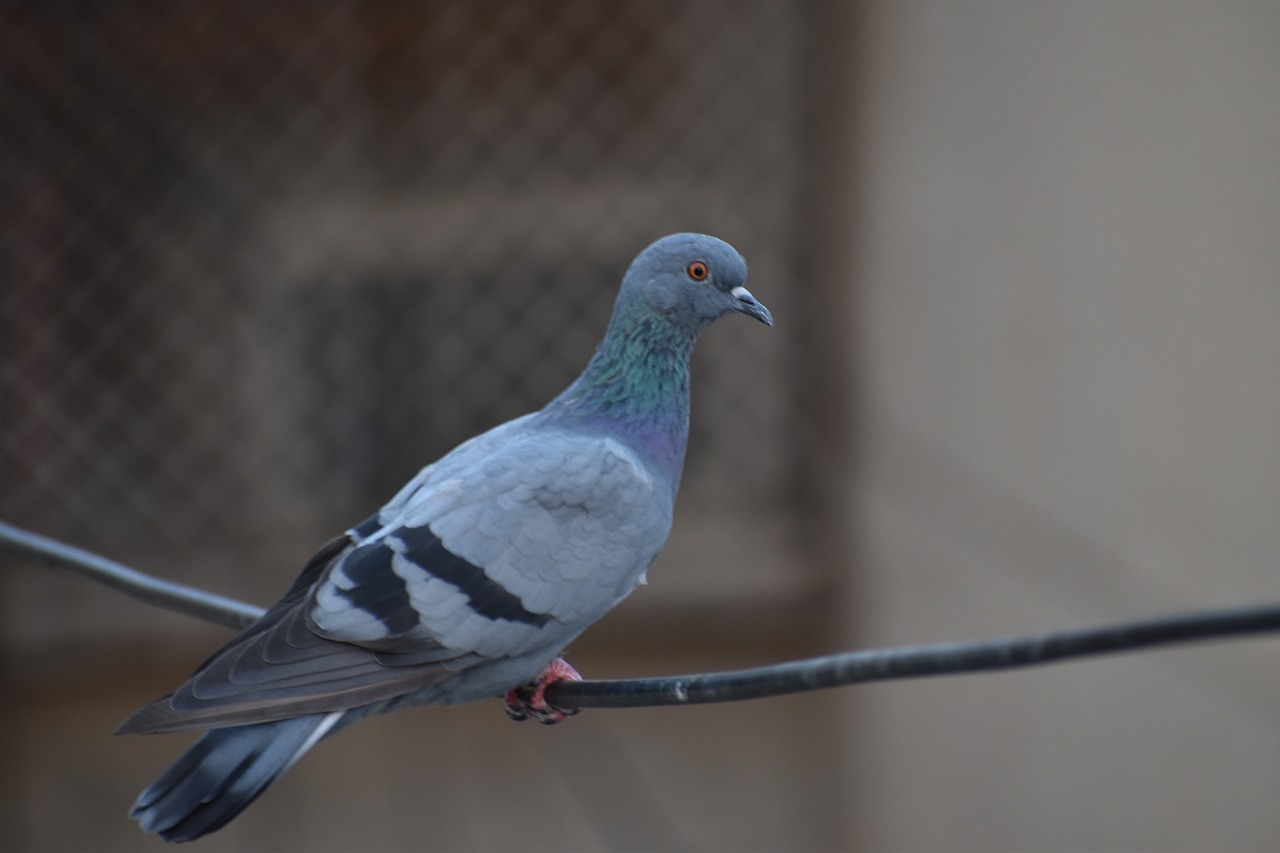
5 519 1279 710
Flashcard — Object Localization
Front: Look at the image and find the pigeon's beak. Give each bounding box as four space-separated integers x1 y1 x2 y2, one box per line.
730 286 773 327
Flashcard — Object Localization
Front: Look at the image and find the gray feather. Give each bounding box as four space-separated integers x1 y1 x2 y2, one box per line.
131 711 345 842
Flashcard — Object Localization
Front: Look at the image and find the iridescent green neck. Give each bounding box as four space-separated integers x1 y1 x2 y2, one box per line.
542 311 695 483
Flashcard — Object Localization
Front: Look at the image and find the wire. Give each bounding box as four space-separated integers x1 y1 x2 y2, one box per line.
0 520 263 630
543 604 1280 709
5 519 1279 710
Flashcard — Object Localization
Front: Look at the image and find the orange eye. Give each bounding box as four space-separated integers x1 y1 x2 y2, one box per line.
687 261 709 281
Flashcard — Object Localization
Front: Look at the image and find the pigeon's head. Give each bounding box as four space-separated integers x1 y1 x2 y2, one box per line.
621 233 772 331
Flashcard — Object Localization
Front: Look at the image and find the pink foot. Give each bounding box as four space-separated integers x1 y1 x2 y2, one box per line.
504 657 582 725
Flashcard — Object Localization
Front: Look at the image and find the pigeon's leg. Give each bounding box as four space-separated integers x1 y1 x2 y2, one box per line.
504 657 582 725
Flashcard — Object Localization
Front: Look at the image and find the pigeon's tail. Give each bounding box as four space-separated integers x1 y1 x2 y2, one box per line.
131 711 344 843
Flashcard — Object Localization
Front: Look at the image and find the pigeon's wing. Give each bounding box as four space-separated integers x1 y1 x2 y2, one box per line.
118 430 671 735
114 534 469 734
312 430 675 657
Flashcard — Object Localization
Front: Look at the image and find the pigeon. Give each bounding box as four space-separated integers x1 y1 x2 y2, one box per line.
118 232 772 842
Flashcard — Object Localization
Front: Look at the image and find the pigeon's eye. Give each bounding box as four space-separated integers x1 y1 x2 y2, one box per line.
687 261 709 281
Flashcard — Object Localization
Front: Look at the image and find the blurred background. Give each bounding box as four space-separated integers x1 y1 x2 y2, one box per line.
3 1 1279 850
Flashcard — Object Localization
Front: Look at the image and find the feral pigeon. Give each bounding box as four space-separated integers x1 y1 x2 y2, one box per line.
119 232 772 842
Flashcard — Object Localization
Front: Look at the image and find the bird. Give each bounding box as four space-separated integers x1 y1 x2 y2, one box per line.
118 232 772 842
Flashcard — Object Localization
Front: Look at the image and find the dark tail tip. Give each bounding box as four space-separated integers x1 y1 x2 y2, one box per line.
131 712 340 843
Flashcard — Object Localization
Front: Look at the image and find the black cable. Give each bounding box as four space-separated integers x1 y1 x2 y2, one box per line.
5 519 1278 710
544 603 1280 709
0 520 263 629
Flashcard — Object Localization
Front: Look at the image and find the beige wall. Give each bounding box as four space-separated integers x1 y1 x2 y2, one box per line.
842 1 1280 849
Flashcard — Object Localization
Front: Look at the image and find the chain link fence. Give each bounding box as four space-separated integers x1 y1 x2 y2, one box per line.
2 1 806 589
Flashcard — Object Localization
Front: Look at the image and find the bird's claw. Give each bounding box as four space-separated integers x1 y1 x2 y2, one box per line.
504 657 582 724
